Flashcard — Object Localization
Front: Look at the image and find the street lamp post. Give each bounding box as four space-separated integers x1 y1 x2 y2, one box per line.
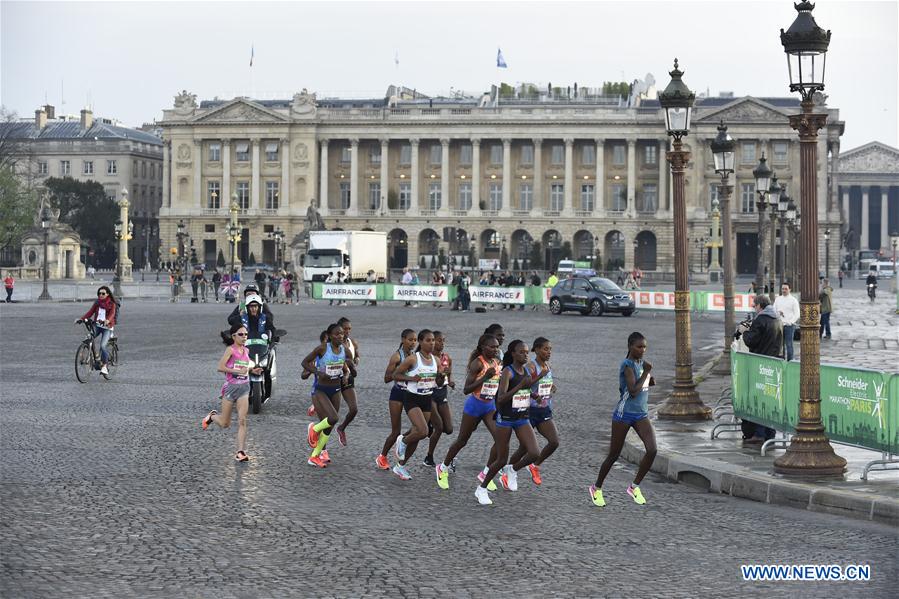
117 188 133 288
632 237 640 273
113 218 124 297
657 59 710 421
774 0 846 476
777 186 789 288
268 227 284 270
694 237 708 273
823 228 831 280
710 121 737 374
228 195 242 280
785 198 797 285
753 155 773 293
38 205 52 301
768 174 781 301
593 234 600 272
891 233 898 293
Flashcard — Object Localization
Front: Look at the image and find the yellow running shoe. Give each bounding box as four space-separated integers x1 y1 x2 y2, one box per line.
589 484 606 507
627 484 646 505
436 464 449 490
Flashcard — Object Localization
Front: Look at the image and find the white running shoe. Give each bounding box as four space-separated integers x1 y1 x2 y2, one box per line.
474 485 493 505
500 465 519 491
100 365 110 377
392 464 412 480
395 435 407 461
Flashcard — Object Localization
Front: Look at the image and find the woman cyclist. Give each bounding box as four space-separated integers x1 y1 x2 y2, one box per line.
75 285 118 378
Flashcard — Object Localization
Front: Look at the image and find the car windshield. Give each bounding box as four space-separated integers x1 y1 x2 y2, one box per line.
589 277 623 293
306 250 341 268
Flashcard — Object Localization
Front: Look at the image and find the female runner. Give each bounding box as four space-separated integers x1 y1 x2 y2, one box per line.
391 329 440 480
421 331 454 466
376 329 417 470
335 317 360 446
201 323 254 462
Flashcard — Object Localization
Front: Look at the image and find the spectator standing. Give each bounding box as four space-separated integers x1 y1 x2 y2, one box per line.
736 294 783 443
364 269 378 306
545 271 558 288
458 271 471 312
3 272 14 303
530 271 542 311
190 267 202 303
819 279 833 339
254 269 267 299
199 268 209 303
773 283 800 361
325 271 337 306
401 267 413 307
212 270 222 302
837 269 843 288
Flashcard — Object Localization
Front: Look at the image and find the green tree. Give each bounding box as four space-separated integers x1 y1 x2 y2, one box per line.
561 241 573 262
0 166 40 261
438 247 446 267
430 255 437 269
419 255 427 269
387 189 398 210
499 82 514 98
512 257 520 271
217 249 226 268
249 251 257 265
500 245 509 269
44 177 118 267
529 240 543 270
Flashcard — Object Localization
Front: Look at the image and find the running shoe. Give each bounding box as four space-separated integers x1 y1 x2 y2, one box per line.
321 450 331 463
307 422 319 449
499 465 518 491
436 464 449 490
394 435 407 461
449 458 457 473
528 463 542 485
422 455 435 467
477 471 498 492
337 428 347 447
392 464 412 480
201 410 217 431
100 365 110 378
588 484 606 507
235 451 250 462
307 455 327 468
375 454 390 470
627 484 646 505
306 404 316 417
474 485 493 506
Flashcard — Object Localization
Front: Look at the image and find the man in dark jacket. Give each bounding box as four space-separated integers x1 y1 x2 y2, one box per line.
736 294 782 442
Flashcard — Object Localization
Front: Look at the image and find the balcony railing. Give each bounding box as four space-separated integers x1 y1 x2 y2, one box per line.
420 209 437 217
260 208 279 216
512 209 532 217
575 210 594 217
358 209 379 216
481 210 499 217
329 209 347 216
451 209 469 217
203 208 222 215
388 208 407 216
543 210 561 217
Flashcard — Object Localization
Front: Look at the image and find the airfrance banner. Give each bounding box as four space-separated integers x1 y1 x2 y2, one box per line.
321 284 376 300
470 286 525 305
393 285 449 302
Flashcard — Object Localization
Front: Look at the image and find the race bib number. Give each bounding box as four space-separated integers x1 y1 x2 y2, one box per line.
512 389 531 409
538 379 553 398
324 361 343 378
480 378 499 399
233 359 249 379
417 373 437 392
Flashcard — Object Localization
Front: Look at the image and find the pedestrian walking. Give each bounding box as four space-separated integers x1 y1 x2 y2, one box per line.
3 272 14 302
773 283 800 361
401 267 413 307
819 279 833 339
589 331 657 508
202 323 253 462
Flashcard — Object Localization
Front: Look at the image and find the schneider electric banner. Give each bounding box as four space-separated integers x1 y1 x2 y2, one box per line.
819 365 894 453
731 352 798 433
392 285 451 302
469 286 526 305
317 284 377 301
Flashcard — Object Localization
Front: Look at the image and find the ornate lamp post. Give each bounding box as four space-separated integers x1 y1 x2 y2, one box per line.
228 195 242 278
891 233 898 293
593 234 600 272
116 188 133 285
268 227 285 270
785 197 797 285
823 228 830 279
710 121 736 373
774 0 846 476
113 218 124 297
753 155 773 293
657 59 710 420
176 219 187 273
777 186 790 288
693 236 708 273
632 237 640 273
767 174 781 301
38 205 52 301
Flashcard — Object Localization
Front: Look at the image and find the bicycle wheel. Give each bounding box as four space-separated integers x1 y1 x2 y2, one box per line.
75 343 95 383
107 341 119 374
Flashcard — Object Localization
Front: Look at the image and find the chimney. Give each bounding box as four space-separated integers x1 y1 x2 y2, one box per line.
35 108 47 129
80 108 93 129
43 104 55 119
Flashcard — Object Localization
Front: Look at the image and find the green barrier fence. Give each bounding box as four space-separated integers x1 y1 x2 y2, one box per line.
731 351 898 455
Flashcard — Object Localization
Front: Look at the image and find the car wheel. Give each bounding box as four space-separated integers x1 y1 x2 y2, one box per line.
549 298 562 315
589 299 604 317
621 310 634 317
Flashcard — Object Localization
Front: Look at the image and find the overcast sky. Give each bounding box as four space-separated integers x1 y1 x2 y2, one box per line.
2 0 896 150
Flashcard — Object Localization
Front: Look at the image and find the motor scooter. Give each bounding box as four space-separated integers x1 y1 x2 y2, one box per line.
867 283 877 302
246 328 287 414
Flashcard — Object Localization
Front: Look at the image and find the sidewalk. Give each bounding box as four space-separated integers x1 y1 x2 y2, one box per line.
622 287 899 526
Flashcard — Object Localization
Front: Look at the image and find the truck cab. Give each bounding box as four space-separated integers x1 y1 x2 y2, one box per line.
302 249 347 282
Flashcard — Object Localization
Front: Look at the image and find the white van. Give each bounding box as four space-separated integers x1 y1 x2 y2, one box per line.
865 262 896 279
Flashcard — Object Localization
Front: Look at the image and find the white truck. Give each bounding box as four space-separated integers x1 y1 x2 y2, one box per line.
302 230 388 283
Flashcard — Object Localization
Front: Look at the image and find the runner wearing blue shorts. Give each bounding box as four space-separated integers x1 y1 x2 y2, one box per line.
589 331 657 507
509 336 558 486
376 329 417 471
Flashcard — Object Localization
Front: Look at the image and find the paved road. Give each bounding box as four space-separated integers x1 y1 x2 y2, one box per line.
1 301 896 598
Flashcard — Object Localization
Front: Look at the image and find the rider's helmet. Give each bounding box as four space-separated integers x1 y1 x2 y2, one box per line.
243 283 259 295
245 293 263 307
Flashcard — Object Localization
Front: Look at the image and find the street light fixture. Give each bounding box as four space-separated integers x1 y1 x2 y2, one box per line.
113 218 124 297
710 121 737 374
767 174 781 301
777 185 790 288
656 58 710 421
823 228 831 279
774 0 845 477
38 204 52 300
753 155 773 293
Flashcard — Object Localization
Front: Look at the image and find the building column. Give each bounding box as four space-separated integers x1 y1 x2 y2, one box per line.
624 230 635 270
595 139 605 216
626 138 636 216
501 138 512 216
193 139 202 209
319 139 329 216
471 139 481 216
438 138 450 217
409 138 420 216
280 138 290 211
221 140 231 209
162 141 170 208
250 139 260 210
881 187 889 250
829 141 840 216
379 138 390 213
657 138 668 215
349 138 359 216
533 138 543 215
841 187 849 231
563 138 574 216
861 186 869 250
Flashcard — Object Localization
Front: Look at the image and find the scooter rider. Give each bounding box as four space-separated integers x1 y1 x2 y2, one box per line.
228 283 275 328
228 293 276 342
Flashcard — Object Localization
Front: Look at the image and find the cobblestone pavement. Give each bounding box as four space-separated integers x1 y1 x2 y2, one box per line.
1 301 897 598
819 287 899 369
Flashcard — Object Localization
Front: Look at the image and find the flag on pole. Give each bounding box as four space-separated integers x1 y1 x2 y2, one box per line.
496 48 507 68
249 44 255 67
394 50 399 67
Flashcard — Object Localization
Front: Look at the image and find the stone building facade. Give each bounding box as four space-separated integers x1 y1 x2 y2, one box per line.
837 142 899 258
1 105 163 269
157 90 844 275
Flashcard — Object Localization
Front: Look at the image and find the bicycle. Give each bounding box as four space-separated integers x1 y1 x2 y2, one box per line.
74 320 120 383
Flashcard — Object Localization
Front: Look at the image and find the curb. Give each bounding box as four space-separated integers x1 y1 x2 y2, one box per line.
620 357 899 527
